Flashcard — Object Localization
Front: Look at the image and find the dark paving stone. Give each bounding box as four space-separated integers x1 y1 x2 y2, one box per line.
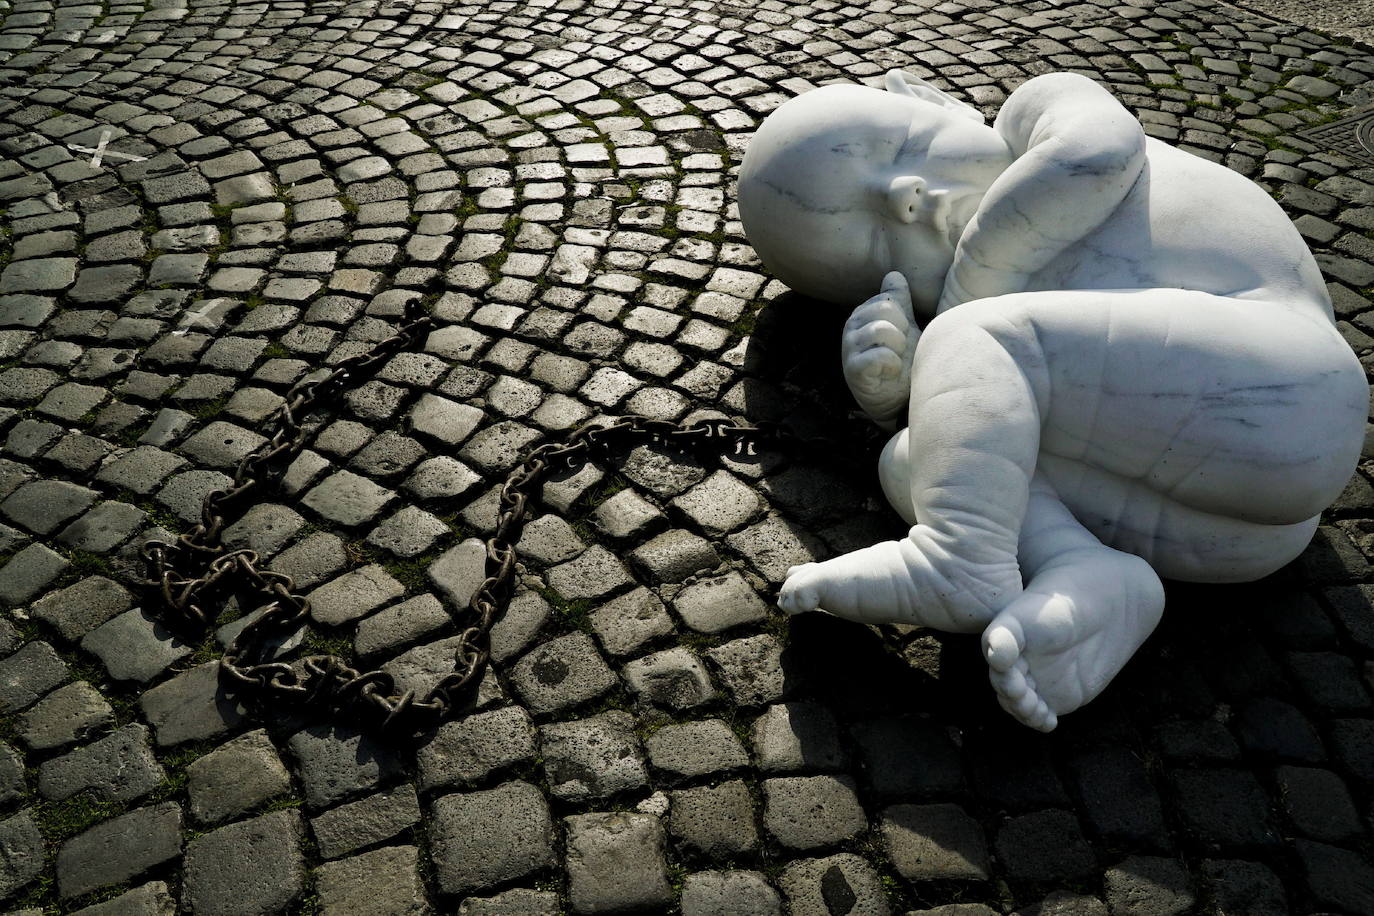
850 717 964 797
0 641 68 712
1066 747 1170 851
56 803 182 899
1168 768 1281 849
429 781 555 896
286 723 404 810
0 744 23 806
1200 858 1288 916
994 810 1096 882
18 681 114 752
138 661 247 747
881 803 990 881
1102 856 1195 916
1275 764 1363 842
1010 892 1109 915
751 701 845 773
70 881 176 916
0 810 44 900
457 888 560 915
1294 838 1374 914
182 810 305 916
30 576 132 642
187 729 292 826
966 730 1069 810
37 723 164 804
1233 697 1325 762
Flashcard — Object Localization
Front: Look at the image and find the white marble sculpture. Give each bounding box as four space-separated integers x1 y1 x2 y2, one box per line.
738 70 1367 731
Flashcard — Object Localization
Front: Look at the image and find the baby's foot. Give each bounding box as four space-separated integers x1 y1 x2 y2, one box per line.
981 546 1164 731
842 270 919 429
778 527 1020 633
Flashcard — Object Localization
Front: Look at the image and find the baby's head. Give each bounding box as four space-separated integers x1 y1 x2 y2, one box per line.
739 71 1011 314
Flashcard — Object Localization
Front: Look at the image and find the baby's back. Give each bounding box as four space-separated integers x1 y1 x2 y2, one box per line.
1027 138 1332 317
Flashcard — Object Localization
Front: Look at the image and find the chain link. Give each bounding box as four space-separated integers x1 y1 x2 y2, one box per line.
140 310 783 734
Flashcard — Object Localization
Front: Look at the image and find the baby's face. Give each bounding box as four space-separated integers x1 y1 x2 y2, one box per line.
740 83 1011 313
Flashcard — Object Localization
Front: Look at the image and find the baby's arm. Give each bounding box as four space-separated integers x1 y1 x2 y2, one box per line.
940 73 1146 313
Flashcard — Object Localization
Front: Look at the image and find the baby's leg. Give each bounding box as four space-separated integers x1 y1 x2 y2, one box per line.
780 287 1363 631
781 295 1048 632
983 473 1165 731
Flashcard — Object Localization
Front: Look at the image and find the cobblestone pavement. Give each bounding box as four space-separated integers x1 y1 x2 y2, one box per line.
0 0 1373 913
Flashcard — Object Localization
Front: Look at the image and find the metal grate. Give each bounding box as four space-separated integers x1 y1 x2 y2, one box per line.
1298 109 1374 166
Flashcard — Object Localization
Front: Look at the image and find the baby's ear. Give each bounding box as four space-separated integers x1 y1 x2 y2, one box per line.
884 70 985 124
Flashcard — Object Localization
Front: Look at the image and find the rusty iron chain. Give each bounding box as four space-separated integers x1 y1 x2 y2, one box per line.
140 308 784 734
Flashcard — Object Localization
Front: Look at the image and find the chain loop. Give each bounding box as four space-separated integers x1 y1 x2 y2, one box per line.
141 306 783 734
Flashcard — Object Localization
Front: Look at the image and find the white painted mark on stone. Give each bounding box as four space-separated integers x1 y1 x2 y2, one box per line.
173 298 231 336
67 129 147 168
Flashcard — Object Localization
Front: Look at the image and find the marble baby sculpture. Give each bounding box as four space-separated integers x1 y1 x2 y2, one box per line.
737 69 1367 731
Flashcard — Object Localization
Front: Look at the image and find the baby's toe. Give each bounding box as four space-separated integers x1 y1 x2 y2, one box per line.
983 618 1024 672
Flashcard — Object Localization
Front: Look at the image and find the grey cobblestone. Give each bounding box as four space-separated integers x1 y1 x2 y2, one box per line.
81 608 193 683
681 871 781 916
309 785 422 860
30 576 131 642
38 723 164 804
752 701 846 773
646 719 750 778
763 775 867 851
881 803 990 881
18 681 112 751
138 662 247 747
187 729 292 826
541 710 648 802
0 641 68 712
778 854 891 916
671 780 760 857
457 889 560 915
565 812 672 914
70 881 176 916
0 811 44 900
510 632 617 715
316 845 428 916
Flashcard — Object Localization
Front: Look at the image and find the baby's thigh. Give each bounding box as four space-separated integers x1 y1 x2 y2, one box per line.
1027 288 1366 525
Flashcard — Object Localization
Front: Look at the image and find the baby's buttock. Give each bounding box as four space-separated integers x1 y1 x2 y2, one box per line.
1020 287 1366 527
1039 454 1322 582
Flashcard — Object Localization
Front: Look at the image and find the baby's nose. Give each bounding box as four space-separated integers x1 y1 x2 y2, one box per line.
886 175 941 225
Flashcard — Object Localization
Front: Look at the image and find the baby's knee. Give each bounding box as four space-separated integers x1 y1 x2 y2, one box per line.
879 428 916 524
920 294 1047 363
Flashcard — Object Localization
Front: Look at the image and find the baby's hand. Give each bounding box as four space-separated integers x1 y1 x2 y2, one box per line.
842 271 919 429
